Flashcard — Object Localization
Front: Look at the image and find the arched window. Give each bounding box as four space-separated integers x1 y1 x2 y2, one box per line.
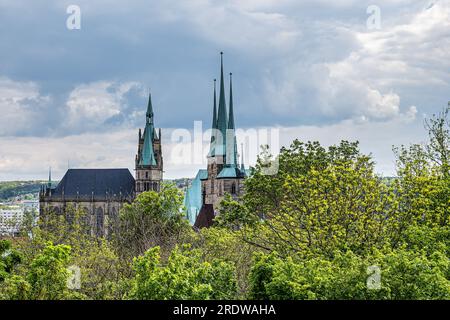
231 183 236 195
96 208 104 237
145 171 148 179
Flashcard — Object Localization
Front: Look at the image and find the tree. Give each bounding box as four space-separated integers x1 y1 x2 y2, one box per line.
115 183 193 260
128 245 237 300
248 248 450 300
217 140 398 257
0 243 78 300
393 104 450 232
18 206 126 300
193 227 257 298
425 103 450 177
0 240 22 282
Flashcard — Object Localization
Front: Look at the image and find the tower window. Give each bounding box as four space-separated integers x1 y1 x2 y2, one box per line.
231 183 236 195
146 171 148 179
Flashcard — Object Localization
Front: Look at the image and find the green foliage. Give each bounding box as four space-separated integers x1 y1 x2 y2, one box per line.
194 227 256 298
1 242 75 300
116 183 193 259
0 240 22 282
217 140 397 257
128 245 237 300
249 248 450 300
17 206 125 300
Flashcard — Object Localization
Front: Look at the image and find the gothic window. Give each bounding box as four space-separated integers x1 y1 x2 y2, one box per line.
202 187 206 204
96 208 104 237
108 208 118 237
146 171 148 179
211 179 214 193
231 183 236 195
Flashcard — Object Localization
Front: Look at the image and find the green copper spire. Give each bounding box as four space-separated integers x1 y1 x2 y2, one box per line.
140 92 157 166
208 79 218 157
226 72 238 166
211 79 217 142
216 52 228 156
228 73 235 130
146 91 154 125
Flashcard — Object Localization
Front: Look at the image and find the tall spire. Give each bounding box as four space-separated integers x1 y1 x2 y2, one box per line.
140 91 157 166
47 167 52 189
228 73 235 130
226 73 238 166
240 143 245 172
216 52 228 156
146 91 154 125
208 79 218 156
211 79 217 143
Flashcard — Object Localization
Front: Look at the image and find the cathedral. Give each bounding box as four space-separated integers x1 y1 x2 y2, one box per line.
39 53 246 234
39 93 163 237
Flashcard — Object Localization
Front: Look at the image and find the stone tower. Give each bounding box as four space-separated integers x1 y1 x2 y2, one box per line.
135 93 163 194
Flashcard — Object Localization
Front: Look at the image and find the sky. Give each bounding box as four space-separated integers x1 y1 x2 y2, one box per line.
0 0 449 181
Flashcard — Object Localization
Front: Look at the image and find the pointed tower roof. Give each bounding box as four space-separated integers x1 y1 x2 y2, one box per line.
226 72 238 166
228 73 235 130
208 79 218 157
215 52 228 156
140 92 157 166
146 91 154 123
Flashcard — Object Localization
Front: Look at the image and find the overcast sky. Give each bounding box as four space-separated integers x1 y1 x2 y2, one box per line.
0 0 449 181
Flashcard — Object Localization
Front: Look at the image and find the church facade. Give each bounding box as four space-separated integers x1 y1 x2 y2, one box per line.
39 94 163 237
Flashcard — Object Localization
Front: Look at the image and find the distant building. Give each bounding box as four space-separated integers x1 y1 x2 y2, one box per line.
0 205 23 236
22 200 39 213
39 94 163 237
185 53 248 228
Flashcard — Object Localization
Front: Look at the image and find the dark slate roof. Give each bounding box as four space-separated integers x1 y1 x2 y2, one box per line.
194 204 215 229
52 169 135 200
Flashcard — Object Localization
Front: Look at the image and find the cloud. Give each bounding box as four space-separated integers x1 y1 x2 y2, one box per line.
0 0 448 179
0 77 50 136
65 81 144 132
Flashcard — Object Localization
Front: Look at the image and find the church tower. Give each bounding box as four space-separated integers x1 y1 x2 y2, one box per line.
135 93 163 194
201 53 246 209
